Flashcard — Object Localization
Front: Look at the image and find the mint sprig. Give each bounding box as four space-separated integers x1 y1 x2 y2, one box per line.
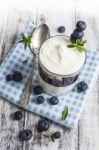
19 34 32 49
67 39 87 52
22 59 28 63
61 106 68 121
43 134 58 142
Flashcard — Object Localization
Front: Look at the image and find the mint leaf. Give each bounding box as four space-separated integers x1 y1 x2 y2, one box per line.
67 44 76 48
76 39 81 45
51 134 55 142
77 46 86 52
22 59 28 63
67 39 87 53
43 135 50 138
62 107 68 121
24 42 27 49
28 35 32 42
19 40 24 43
81 40 87 45
20 34 32 49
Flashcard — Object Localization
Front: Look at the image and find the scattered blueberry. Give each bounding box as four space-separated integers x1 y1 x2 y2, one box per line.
19 129 32 141
53 131 61 139
34 85 43 95
37 96 45 104
13 71 22 82
77 81 88 92
6 74 13 81
70 34 82 43
73 29 84 39
50 96 59 105
57 26 65 33
37 119 50 132
76 21 86 31
14 111 23 120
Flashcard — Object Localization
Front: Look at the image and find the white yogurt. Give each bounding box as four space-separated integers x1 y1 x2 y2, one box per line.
39 36 86 96
39 36 85 75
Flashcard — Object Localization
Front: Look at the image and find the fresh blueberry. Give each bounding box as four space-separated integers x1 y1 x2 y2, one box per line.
13 71 22 82
37 119 50 132
57 26 65 33
70 34 76 43
14 111 23 120
77 81 88 92
19 129 32 141
53 131 61 139
34 85 43 95
6 74 13 81
76 21 86 31
73 29 84 39
50 96 59 105
70 34 82 43
37 96 45 104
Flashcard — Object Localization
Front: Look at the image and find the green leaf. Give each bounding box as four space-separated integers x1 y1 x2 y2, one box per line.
43 135 50 138
81 40 87 45
76 39 81 45
28 35 32 43
67 39 87 53
19 40 24 43
22 59 28 63
67 44 76 48
62 107 68 121
51 134 55 142
22 34 27 41
77 46 86 52
20 34 32 49
24 42 27 49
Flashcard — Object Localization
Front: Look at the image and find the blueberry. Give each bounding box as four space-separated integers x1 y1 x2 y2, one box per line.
76 21 86 31
57 26 65 33
19 129 32 141
14 111 23 120
73 29 84 39
53 131 61 139
34 85 43 95
13 71 22 82
50 96 59 105
70 34 82 43
37 119 50 132
37 96 45 104
77 81 88 92
6 74 13 81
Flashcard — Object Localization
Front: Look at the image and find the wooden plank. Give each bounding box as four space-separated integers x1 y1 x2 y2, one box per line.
23 3 79 150
75 12 99 150
0 8 36 150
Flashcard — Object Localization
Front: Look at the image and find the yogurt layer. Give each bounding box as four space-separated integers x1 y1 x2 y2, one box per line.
39 36 85 75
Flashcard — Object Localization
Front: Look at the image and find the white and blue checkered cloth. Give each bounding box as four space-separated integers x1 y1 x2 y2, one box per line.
0 23 99 128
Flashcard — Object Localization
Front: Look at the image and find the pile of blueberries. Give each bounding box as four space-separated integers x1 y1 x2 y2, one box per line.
70 21 86 43
57 21 86 43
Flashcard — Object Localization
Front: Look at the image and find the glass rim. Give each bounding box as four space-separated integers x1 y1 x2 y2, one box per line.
39 35 86 77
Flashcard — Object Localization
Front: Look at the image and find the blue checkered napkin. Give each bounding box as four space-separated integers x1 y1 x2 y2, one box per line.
0 23 35 103
0 23 99 129
27 51 99 129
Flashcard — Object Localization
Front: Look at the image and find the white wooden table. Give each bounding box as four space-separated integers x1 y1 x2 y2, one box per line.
0 1 99 150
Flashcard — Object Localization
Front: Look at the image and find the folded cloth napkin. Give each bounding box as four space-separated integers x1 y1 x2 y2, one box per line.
0 23 99 128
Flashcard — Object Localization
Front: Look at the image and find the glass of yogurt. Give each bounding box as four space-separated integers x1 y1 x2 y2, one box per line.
38 35 86 96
